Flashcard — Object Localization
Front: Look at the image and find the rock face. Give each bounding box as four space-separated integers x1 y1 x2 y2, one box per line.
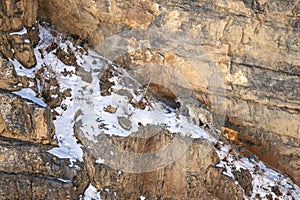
74 122 244 199
37 0 300 185
0 0 38 68
0 137 89 199
0 89 55 145
0 89 89 199
38 0 160 45
0 58 19 91
0 57 31 91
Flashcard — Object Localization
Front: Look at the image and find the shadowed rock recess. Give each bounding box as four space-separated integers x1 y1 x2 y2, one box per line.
0 0 299 199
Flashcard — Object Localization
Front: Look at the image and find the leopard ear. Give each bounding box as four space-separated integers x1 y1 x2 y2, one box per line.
199 119 205 127
175 101 181 109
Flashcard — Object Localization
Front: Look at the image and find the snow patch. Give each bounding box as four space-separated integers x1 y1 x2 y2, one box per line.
82 184 101 200
12 88 47 107
9 27 27 35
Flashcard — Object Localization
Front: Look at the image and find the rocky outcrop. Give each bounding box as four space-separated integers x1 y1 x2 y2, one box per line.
0 0 38 68
37 0 160 45
75 123 244 199
0 88 89 199
0 89 55 145
0 137 89 199
0 57 31 91
0 57 20 90
37 0 300 185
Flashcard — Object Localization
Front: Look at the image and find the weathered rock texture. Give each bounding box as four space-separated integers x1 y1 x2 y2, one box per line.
0 0 38 68
0 57 30 91
0 137 89 199
0 87 89 199
75 122 244 199
0 57 19 90
0 89 55 145
37 0 300 185
38 0 160 45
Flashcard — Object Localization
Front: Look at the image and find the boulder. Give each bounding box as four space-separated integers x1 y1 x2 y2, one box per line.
0 58 19 90
0 57 30 91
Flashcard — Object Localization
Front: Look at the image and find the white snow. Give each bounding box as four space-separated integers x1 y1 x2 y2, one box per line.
215 143 300 199
9 27 27 35
12 88 47 107
11 26 83 162
82 184 101 200
57 178 72 183
95 157 105 164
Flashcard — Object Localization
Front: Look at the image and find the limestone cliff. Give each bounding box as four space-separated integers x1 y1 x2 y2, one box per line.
37 0 300 185
0 0 299 198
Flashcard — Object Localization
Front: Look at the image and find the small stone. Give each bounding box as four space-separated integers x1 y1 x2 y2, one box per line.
103 105 117 114
117 116 132 131
61 104 68 111
62 88 72 98
185 132 192 137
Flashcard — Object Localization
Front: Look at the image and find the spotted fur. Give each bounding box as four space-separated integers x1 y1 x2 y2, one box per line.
176 96 213 129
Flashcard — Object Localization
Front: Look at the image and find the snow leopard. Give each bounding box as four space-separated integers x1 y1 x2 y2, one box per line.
175 96 213 129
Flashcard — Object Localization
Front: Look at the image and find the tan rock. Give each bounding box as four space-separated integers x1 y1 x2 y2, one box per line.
0 58 20 91
38 0 160 45
37 0 300 187
0 90 55 145
74 123 244 199
9 34 37 67
0 0 38 68
0 173 79 200
0 138 89 197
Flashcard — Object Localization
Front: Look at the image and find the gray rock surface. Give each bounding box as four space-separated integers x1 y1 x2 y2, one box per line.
117 116 132 130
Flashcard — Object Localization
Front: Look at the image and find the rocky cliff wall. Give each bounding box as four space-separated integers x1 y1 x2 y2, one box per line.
0 0 299 198
0 1 89 198
37 0 300 185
